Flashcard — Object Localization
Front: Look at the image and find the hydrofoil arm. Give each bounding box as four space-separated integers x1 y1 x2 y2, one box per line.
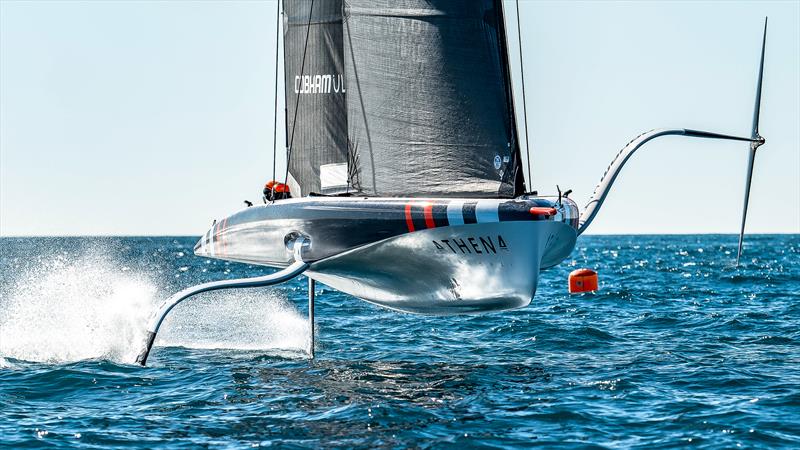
135 238 310 366
578 17 768 266
577 128 763 235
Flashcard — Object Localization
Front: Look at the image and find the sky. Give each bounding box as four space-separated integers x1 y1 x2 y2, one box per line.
1 0 798 236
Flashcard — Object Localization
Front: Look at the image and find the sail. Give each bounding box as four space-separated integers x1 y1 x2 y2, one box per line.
343 0 524 198
283 0 348 196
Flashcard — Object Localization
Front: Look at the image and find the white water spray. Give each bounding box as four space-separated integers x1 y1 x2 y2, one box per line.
0 256 154 363
155 290 309 353
0 254 309 364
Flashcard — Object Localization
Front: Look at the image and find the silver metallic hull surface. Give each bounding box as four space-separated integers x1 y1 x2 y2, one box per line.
308 221 576 314
195 196 579 314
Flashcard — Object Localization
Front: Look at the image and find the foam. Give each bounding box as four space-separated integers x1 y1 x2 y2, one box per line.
0 255 154 363
155 289 309 352
0 253 309 364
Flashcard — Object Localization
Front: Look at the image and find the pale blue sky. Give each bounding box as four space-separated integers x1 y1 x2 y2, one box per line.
1 0 798 236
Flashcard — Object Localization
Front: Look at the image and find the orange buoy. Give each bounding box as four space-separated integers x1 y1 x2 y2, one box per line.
568 268 598 294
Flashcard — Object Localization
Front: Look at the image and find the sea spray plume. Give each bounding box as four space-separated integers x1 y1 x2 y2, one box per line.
154 289 309 354
0 253 155 363
0 246 311 364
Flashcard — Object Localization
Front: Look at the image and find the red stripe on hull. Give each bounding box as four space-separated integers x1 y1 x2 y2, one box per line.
405 204 415 232
423 204 435 229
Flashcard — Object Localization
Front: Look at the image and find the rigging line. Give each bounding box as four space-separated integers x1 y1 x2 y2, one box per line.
515 0 533 189
271 0 281 184
283 0 315 190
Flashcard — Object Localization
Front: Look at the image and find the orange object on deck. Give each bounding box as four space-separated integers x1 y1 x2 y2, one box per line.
264 180 290 193
568 268 598 294
529 207 557 217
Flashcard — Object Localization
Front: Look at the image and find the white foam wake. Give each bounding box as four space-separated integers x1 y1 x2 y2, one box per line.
156 289 309 352
0 254 309 364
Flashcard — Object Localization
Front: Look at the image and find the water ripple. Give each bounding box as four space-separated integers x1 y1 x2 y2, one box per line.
1 235 798 448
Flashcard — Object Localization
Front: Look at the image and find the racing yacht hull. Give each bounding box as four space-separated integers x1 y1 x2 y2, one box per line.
194 196 579 314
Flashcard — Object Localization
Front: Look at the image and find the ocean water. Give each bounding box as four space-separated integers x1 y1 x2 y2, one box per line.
0 235 798 448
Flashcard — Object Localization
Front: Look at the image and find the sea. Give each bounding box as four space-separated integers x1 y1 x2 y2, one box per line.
0 235 798 448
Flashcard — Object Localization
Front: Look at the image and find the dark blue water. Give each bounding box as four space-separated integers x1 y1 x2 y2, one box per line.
1 235 798 448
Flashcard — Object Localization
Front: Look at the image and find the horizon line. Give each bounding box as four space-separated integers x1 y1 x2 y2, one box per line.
1 232 798 238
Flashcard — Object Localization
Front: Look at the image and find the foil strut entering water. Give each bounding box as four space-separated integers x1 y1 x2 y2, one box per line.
135 238 311 366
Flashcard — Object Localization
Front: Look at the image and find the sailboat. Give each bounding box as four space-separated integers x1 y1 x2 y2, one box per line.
136 1 768 365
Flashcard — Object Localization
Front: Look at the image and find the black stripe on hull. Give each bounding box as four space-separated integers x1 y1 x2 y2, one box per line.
462 202 478 224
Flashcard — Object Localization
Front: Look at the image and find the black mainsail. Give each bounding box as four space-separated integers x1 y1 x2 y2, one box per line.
284 0 349 196
283 0 524 198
